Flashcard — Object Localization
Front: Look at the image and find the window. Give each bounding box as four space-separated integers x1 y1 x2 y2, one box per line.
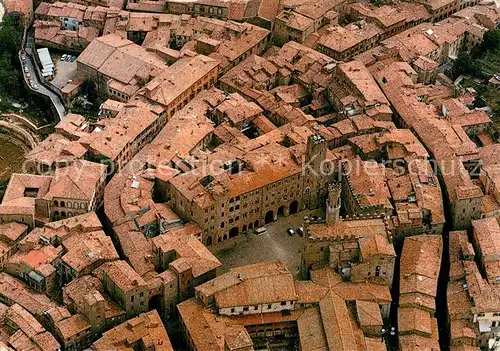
280 301 286 306
140 292 144 297
243 307 249 311
221 222 225 228
231 308 235 313
131 296 134 302
267 304 272 309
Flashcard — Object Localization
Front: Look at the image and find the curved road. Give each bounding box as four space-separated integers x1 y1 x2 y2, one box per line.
20 33 66 121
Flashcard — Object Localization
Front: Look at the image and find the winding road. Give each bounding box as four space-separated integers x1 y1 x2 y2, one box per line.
20 32 66 121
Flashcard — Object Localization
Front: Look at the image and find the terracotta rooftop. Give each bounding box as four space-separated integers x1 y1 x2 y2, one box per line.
152 228 221 278
0 222 28 243
400 235 442 306
98 260 147 293
337 60 389 107
197 260 296 308
0 273 57 317
77 34 166 85
92 310 173 351
350 2 430 29
137 55 219 108
472 217 500 283
61 230 119 274
43 160 107 202
317 21 383 53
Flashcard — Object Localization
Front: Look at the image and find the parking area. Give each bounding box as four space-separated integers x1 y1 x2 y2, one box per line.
51 54 77 89
213 208 324 279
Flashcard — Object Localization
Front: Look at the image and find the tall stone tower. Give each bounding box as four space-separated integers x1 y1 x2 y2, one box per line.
326 182 341 224
305 127 328 209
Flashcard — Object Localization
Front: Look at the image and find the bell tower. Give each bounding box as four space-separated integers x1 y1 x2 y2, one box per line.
326 182 341 224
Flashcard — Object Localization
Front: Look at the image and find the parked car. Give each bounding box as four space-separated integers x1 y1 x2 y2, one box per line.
23 66 29 73
26 72 31 78
70 55 77 62
287 228 295 236
32 84 38 90
21 54 26 61
61 54 67 61
297 227 304 237
66 55 71 62
390 327 396 336
255 227 266 235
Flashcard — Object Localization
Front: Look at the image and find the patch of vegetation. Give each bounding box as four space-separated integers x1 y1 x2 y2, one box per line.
452 29 500 123
66 79 106 121
0 18 54 123
0 180 8 202
0 17 23 101
452 29 500 80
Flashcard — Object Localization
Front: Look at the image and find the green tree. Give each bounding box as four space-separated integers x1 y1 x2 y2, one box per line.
481 29 500 53
0 53 22 96
493 102 500 119
0 17 23 100
0 17 22 56
452 52 481 79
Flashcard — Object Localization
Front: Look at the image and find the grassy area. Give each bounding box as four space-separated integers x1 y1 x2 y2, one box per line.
458 48 500 125
478 50 500 77
0 133 26 181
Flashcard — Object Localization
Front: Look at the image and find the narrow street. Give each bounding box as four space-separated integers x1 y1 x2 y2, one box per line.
386 157 452 351
435 166 452 351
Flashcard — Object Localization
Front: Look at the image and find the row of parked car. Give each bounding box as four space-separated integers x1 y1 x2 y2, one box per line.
20 52 39 90
255 215 324 237
254 226 305 236
61 54 77 62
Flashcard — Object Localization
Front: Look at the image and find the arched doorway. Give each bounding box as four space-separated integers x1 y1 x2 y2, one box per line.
242 225 247 233
206 236 212 246
265 210 274 224
149 294 162 312
289 200 299 215
277 206 285 218
229 227 239 238
249 222 253 230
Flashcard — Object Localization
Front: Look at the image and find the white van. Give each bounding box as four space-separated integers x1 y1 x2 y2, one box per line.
255 227 267 235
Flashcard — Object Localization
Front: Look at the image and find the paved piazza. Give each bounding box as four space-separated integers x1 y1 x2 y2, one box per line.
213 209 324 278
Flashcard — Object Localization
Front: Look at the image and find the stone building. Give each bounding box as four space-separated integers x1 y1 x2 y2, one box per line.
168 131 332 245
300 183 395 287
178 260 391 350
